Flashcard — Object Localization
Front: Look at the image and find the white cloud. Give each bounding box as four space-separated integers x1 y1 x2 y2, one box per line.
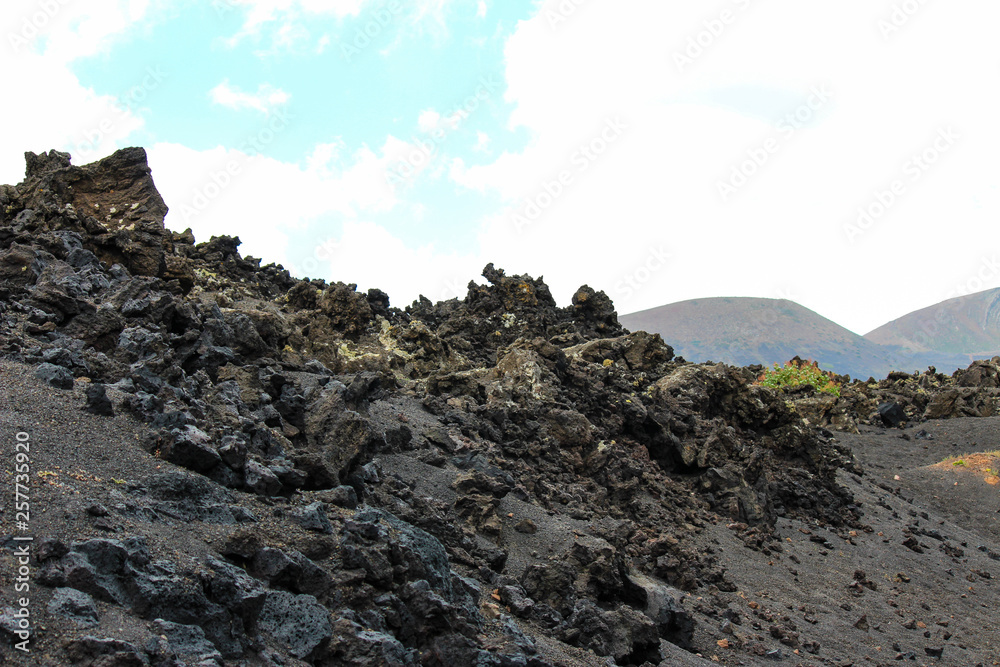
143 137 494 311
0 2 160 182
144 132 433 274
444 0 1000 334
3 0 154 65
145 137 597 308
209 79 291 115
406 0 454 39
218 0 368 52
304 140 345 172
473 131 490 153
224 0 367 34
417 109 442 133
322 221 481 305
6 0 1000 339
0 52 152 184
222 0 461 53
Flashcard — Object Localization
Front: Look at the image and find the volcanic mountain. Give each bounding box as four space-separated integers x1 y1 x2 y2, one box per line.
2 148 1000 666
621 296 976 379
865 286 1000 357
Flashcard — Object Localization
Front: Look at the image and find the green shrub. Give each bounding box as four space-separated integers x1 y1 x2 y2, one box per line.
755 359 841 396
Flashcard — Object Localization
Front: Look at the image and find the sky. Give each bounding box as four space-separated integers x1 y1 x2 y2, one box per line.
3 0 999 335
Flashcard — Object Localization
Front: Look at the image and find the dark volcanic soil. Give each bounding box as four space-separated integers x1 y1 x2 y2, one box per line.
2 363 999 666
837 419 1000 544
691 418 1000 666
0 148 999 667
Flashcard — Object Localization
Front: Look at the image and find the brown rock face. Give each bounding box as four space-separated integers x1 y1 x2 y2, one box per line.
18 147 170 277
27 147 169 230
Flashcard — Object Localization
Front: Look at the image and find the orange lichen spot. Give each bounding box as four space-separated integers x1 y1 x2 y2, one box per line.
933 451 1000 485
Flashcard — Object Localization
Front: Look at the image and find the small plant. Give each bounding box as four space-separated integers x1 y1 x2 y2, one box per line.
755 359 841 396
938 451 1000 480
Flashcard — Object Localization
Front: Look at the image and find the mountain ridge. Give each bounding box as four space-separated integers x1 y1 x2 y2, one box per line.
865 286 1000 356
621 295 987 379
2 147 1000 666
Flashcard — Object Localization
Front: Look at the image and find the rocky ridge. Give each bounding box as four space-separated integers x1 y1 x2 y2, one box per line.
1 149 998 666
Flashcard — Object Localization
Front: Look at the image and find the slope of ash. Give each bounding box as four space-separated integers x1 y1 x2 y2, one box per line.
0 149 997 666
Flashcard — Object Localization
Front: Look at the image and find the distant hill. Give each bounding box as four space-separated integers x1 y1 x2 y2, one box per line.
864 287 1000 356
620 296 974 379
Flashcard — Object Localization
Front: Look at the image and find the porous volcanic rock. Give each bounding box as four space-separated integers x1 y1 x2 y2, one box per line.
3 149 999 666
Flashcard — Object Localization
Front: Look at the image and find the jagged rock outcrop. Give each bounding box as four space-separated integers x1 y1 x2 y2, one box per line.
768 358 1000 433
3 148 997 666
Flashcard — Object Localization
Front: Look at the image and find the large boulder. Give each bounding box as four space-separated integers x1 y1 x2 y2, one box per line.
302 385 385 484
257 590 333 660
17 148 170 277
